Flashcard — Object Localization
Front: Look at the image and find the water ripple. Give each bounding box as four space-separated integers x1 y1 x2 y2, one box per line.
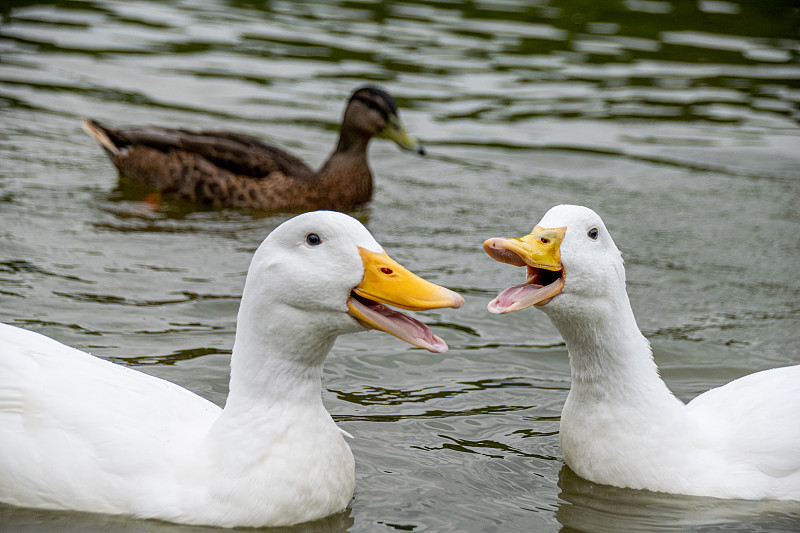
2 1 799 531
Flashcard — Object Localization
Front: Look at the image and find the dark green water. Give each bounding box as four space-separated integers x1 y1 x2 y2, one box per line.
1 0 799 531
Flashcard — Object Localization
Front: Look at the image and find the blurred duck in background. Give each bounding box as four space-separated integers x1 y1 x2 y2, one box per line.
83 85 425 211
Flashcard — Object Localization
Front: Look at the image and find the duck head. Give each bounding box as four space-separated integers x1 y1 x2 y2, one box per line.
342 86 425 155
483 205 626 317
242 211 462 354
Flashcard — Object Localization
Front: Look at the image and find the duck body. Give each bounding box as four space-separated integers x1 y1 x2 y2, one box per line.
0 211 463 527
485 205 800 500
83 86 424 211
554 302 800 501
0 323 352 527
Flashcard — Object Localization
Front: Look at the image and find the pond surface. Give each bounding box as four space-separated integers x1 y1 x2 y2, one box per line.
1 0 799 531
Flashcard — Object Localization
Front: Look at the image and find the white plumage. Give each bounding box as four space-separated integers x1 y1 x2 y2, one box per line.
485 204 800 500
0 210 463 527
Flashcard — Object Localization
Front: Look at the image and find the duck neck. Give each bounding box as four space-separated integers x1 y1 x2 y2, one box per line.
333 128 371 156
315 134 373 206
224 302 336 412
545 295 679 409
201 298 348 491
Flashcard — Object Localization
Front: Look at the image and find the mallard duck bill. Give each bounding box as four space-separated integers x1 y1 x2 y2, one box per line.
380 116 425 155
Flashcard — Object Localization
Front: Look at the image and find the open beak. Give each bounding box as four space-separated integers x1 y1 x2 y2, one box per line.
379 115 426 156
348 248 463 352
483 226 566 314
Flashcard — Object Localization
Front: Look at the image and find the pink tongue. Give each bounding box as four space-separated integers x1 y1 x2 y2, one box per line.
376 304 447 353
488 283 546 314
355 299 448 353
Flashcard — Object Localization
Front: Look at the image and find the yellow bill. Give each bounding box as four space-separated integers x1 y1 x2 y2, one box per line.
483 226 566 314
348 248 463 352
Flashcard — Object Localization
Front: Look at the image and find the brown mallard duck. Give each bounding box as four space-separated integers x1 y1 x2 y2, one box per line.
82 86 425 211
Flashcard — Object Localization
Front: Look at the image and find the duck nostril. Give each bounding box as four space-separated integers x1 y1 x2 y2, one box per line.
381 267 393 275
540 237 550 244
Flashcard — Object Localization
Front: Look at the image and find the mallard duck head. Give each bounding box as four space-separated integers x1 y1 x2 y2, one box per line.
343 85 425 155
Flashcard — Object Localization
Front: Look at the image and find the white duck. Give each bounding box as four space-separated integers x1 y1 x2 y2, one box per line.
0 210 464 527
483 204 800 500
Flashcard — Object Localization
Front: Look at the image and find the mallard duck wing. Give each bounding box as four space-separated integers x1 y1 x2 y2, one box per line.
84 120 314 181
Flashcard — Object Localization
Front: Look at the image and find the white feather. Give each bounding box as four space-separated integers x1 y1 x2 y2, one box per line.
532 205 800 500
0 211 391 527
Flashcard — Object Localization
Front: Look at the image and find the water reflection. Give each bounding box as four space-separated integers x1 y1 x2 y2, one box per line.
0 503 354 533
557 467 800 533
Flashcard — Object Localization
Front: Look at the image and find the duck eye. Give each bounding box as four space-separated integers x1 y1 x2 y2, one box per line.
587 228 599 240
305 233 322 246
